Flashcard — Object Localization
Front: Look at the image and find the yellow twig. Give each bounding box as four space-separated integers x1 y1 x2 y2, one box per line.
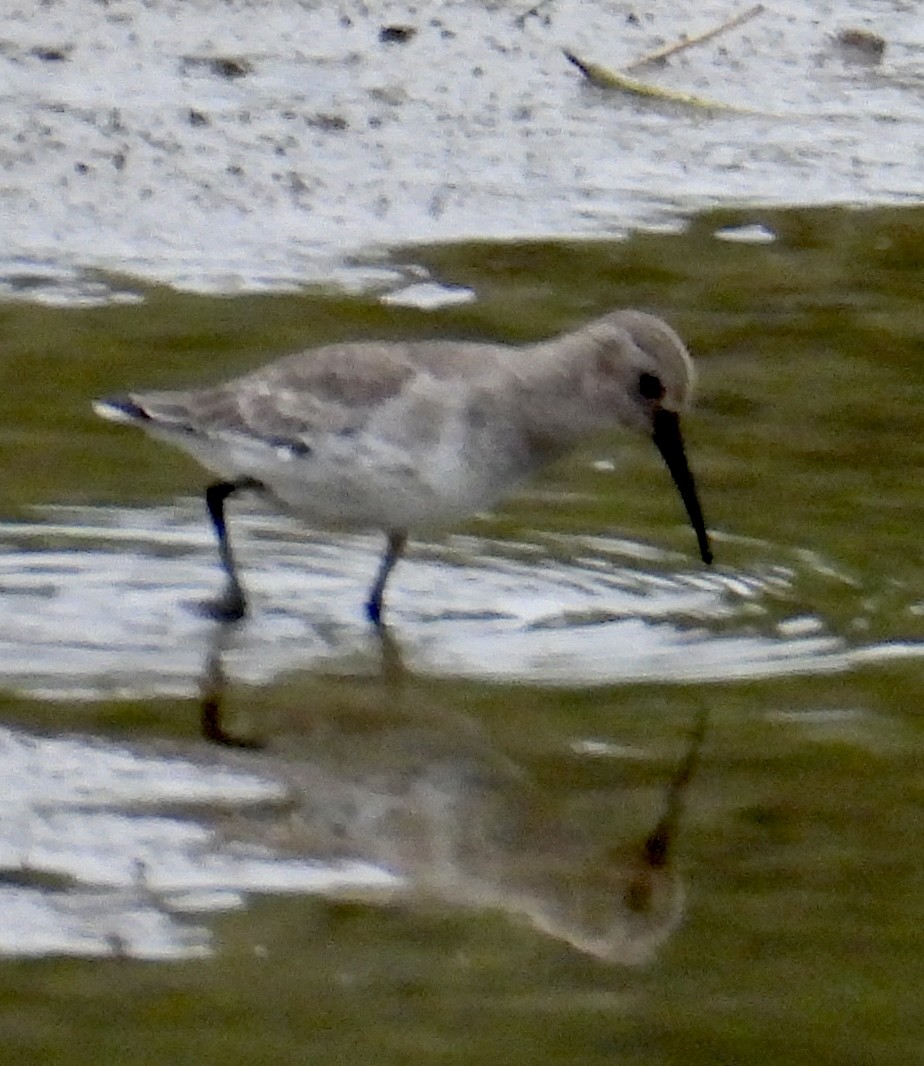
563 50 747 112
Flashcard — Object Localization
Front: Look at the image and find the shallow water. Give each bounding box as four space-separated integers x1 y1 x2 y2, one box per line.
0 502 860 699
0 23 923 1052
0 490 870 963
1 206 923 1064
0 725 396 958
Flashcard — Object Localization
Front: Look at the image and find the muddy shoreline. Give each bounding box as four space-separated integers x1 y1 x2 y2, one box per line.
1 0 920 301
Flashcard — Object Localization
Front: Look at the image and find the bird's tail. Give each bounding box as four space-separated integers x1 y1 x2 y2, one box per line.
92 396 153 425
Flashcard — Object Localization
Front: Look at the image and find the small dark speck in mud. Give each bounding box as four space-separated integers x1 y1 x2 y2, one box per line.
182 55 254 79
211 56 253 78
307 112 349 132
379 25 417 44
188 109 210 127
31 46 70 62
834 28 886 63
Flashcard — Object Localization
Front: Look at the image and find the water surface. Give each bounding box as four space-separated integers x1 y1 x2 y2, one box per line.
0 207 922 1062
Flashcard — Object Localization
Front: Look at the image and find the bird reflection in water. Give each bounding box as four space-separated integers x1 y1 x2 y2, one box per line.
198 622 705 965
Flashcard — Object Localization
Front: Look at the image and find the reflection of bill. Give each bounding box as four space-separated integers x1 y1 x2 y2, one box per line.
201 624 705 965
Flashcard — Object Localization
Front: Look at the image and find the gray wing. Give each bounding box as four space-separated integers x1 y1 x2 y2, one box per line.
115 337 514 451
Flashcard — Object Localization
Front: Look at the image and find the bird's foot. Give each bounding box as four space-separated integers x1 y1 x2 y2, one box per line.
197 582 248 623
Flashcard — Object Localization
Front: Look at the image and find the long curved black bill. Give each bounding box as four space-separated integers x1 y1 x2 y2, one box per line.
652 409 713 565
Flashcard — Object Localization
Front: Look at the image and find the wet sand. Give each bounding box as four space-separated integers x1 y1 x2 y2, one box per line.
1 0 920 300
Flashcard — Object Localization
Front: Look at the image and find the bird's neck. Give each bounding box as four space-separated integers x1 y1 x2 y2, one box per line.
510 336 599 460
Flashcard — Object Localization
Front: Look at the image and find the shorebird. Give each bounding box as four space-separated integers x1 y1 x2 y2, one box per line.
94 309 712 624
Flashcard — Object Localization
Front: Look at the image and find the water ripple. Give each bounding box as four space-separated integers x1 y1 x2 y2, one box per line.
0 503 870 699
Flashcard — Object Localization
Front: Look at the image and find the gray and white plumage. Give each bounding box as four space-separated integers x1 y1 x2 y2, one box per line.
95 309 712 623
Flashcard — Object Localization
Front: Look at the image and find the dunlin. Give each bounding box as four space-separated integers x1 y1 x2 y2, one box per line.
94 309 712 624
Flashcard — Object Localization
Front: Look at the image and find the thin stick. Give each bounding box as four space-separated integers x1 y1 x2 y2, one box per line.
624 3 765 71
563 50 751 112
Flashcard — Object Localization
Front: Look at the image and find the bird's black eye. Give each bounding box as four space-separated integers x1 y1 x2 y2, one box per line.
638 373 665 401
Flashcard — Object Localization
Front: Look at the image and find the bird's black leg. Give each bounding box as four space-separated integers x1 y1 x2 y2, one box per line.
365 530 407 626
204 479 259 621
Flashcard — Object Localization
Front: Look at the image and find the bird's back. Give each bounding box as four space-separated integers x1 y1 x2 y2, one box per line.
96 337 537 531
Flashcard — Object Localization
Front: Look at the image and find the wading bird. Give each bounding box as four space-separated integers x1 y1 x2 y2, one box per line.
95 309 712 624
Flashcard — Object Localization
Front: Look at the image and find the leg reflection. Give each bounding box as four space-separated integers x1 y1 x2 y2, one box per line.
199 616 408 749
199 620 264 750
377 619 408 690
